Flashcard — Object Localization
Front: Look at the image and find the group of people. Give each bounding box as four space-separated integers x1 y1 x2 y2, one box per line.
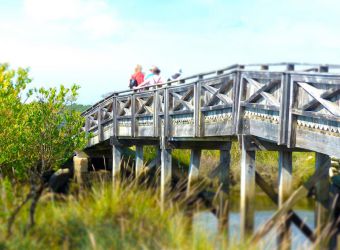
129 64 182 90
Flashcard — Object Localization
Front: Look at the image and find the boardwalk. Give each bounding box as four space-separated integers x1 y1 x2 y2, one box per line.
80 63 340 248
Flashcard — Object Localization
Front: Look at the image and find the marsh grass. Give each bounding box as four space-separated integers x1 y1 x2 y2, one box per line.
0 144 317 250
0 176 234 250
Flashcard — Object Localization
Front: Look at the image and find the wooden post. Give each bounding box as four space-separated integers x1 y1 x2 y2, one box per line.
187 149 202 194
85 116 90 143
73 153 88 185
278 73 291 145
98 108 103 142
194 81 202 137
315 152 331 249
240 136 256 241
131 95 135 137
154 90 159 137
218 146 231 234
156 147 161 169
161 147 172 205
219 147 231 193
278 151 293 250
112 144 122 185
135 145 143 177
112 95 117 137
160 85 171 206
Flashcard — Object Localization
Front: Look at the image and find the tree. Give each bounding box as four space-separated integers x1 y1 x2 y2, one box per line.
0 63 32 177
66 104 91 113
0 63 87 179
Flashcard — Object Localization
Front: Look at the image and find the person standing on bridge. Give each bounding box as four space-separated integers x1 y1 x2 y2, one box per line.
129 64 144 89
167 68 182 82
145 65 156 80
135 66 164 90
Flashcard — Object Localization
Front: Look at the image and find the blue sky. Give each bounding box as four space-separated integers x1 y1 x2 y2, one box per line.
1 0 340 104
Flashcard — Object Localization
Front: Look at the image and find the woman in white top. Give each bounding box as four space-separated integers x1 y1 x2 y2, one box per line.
135 66 163 89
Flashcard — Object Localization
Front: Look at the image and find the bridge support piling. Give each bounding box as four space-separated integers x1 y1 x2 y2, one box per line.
219 145 231 193
240 136 256 241
187 149 202 194
156 147 162 169
73 153 89 185
112 144 122 185
217 146 231 234
277 151 293 250
135 145 144 177
315 153 331 249
161 147 172 206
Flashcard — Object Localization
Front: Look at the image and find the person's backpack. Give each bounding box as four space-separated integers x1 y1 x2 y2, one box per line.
129 78 138 89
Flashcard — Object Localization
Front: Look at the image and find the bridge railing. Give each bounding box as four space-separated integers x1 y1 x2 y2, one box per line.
287 72 340 156
199 72 237 137
167 82 196 137
237 70 285 144
115 93 132 137
83 63 340 155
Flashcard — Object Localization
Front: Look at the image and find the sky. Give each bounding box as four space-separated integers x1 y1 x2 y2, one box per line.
1 0 340 104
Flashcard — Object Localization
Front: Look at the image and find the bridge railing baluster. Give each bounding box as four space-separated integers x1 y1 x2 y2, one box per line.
287 71 340 158
278 73 291 145
154 89 159 137
98 107 102 142
163 87 170 139
194 80 202 137
131 93 136 138
112 95 117 138
237 70 284 143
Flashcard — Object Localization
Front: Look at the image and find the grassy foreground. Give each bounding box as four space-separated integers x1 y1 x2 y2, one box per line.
0 145 316 250
0 178 238 250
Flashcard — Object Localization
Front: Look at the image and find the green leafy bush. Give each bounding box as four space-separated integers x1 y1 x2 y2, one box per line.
0 63 86 178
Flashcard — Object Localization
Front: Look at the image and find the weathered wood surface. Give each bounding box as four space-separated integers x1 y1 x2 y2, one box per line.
315 153 331 249
82 63 340 159
251 156 330 244
187 149 202 194
112 145 122 184
81 63 340 247
160 148 172 204
277 151 293 250
255 171 315 242
240 136 256 240
135 145 143 177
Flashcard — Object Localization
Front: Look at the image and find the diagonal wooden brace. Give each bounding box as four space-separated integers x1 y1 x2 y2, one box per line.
255 171 315 242
171 89 194 111
244 77 280 106
251 161 329 244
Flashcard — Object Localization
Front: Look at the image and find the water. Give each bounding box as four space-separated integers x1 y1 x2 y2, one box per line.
193 195 314 249
193 210 314 249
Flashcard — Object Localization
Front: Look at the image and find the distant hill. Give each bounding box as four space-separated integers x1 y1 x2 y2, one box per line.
67 104 91 113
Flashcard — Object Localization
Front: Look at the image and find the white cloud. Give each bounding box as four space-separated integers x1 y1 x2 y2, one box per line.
1 0 340 104
24 0 106 20
24 0 84 21
0 0 126 104
81 14 120 38
23 0 120 39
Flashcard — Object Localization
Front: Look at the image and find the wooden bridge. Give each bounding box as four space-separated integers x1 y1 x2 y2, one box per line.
80 63 340 248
